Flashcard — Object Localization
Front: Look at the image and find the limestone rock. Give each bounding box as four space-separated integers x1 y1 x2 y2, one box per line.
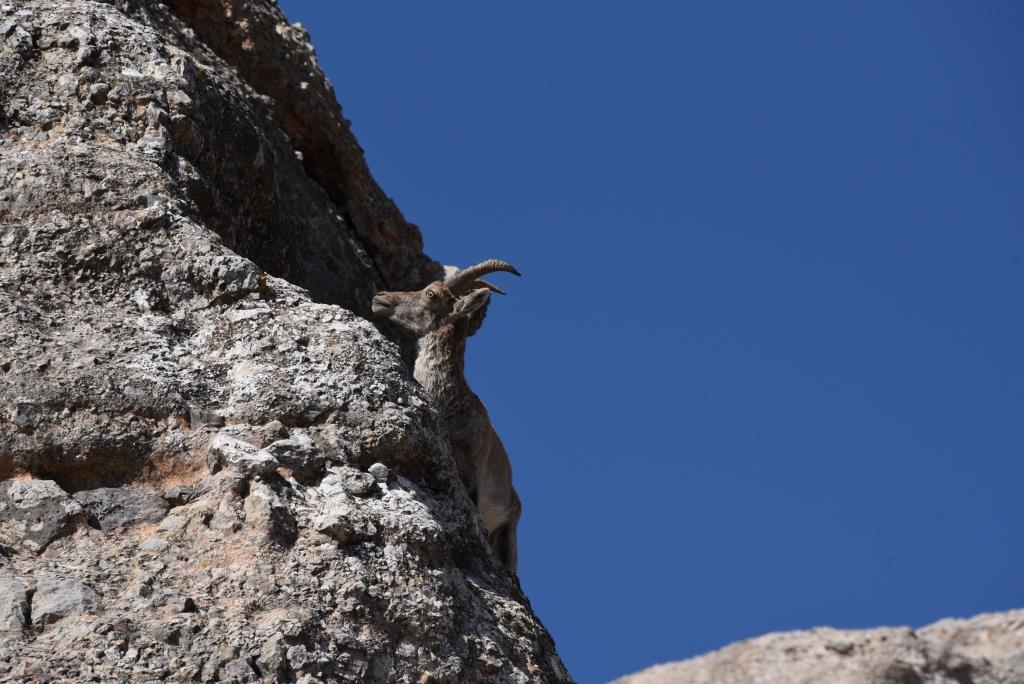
321 466 378 498
0 480 84 553
257 632 289 681
0 576 30 632
208 432 280 477
368 462 390 483
614 609 1024 684
0 0 567 681
262 434 324 481
242 480 297 546
72 487 170 530
313 498 379 544
32 578 101 628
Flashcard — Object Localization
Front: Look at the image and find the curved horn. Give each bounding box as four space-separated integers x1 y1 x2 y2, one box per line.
444 259 521 295
474 278 507 295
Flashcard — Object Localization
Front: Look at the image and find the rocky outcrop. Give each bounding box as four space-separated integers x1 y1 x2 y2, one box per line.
614 610 1024 684
0 0 566 682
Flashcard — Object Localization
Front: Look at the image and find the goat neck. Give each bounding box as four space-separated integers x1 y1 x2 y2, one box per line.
413 319 470 410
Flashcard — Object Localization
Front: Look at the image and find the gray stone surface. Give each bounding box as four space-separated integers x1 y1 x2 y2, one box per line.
72 487 170 530
0 577 29 631
0 480 83 552
262 434 324 480
32 578 101 628
321 466 378 498
242 481 297 546
368 462 390 483
208 432 279 477
312 498 379 545
0 0 567 681
614 610 1024 684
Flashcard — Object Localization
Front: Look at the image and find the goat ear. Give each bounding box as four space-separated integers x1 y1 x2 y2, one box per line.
450 288 491 320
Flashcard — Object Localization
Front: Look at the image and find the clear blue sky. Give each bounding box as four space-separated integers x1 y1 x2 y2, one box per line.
280 2 1022 682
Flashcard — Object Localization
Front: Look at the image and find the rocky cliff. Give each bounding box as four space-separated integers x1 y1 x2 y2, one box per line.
615 610 1024 684
0 0 569 682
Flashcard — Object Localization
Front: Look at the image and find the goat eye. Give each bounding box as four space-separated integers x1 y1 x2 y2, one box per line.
426 290 436 299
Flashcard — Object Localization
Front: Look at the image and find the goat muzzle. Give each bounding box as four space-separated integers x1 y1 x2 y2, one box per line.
371 293 396 317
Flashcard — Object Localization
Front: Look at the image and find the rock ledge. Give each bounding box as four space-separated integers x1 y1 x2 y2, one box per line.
614 609 1024 684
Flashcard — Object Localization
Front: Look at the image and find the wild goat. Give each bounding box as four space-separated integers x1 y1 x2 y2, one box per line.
371 260 522 571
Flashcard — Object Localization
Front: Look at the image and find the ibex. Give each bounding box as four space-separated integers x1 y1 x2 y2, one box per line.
371 260 522 571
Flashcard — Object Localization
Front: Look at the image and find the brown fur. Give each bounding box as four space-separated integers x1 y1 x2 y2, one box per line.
372 282 521 571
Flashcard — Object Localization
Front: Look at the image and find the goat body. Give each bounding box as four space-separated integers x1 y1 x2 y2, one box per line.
371 261 521 571
415 320 521 569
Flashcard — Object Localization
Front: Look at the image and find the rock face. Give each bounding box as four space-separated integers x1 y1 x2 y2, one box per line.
72 486 171 530
0 1 567 682
614 610 1024 684
0 479 86 552
0 576 30 632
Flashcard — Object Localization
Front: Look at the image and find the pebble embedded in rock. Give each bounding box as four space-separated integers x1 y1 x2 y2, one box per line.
242 481 297 546
138 536 170 552
157 514 188 534
9 402 41 429
208 432 279 477
368 463 389 483
189 407 226 428
261 434 321 480
260 419 288 440
175 597 198 613
257 633 288 680
221 656 259 682
286 644 309 669
313 501 378 544
87 82 109 104
321 466 377 498
161 485 198 507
